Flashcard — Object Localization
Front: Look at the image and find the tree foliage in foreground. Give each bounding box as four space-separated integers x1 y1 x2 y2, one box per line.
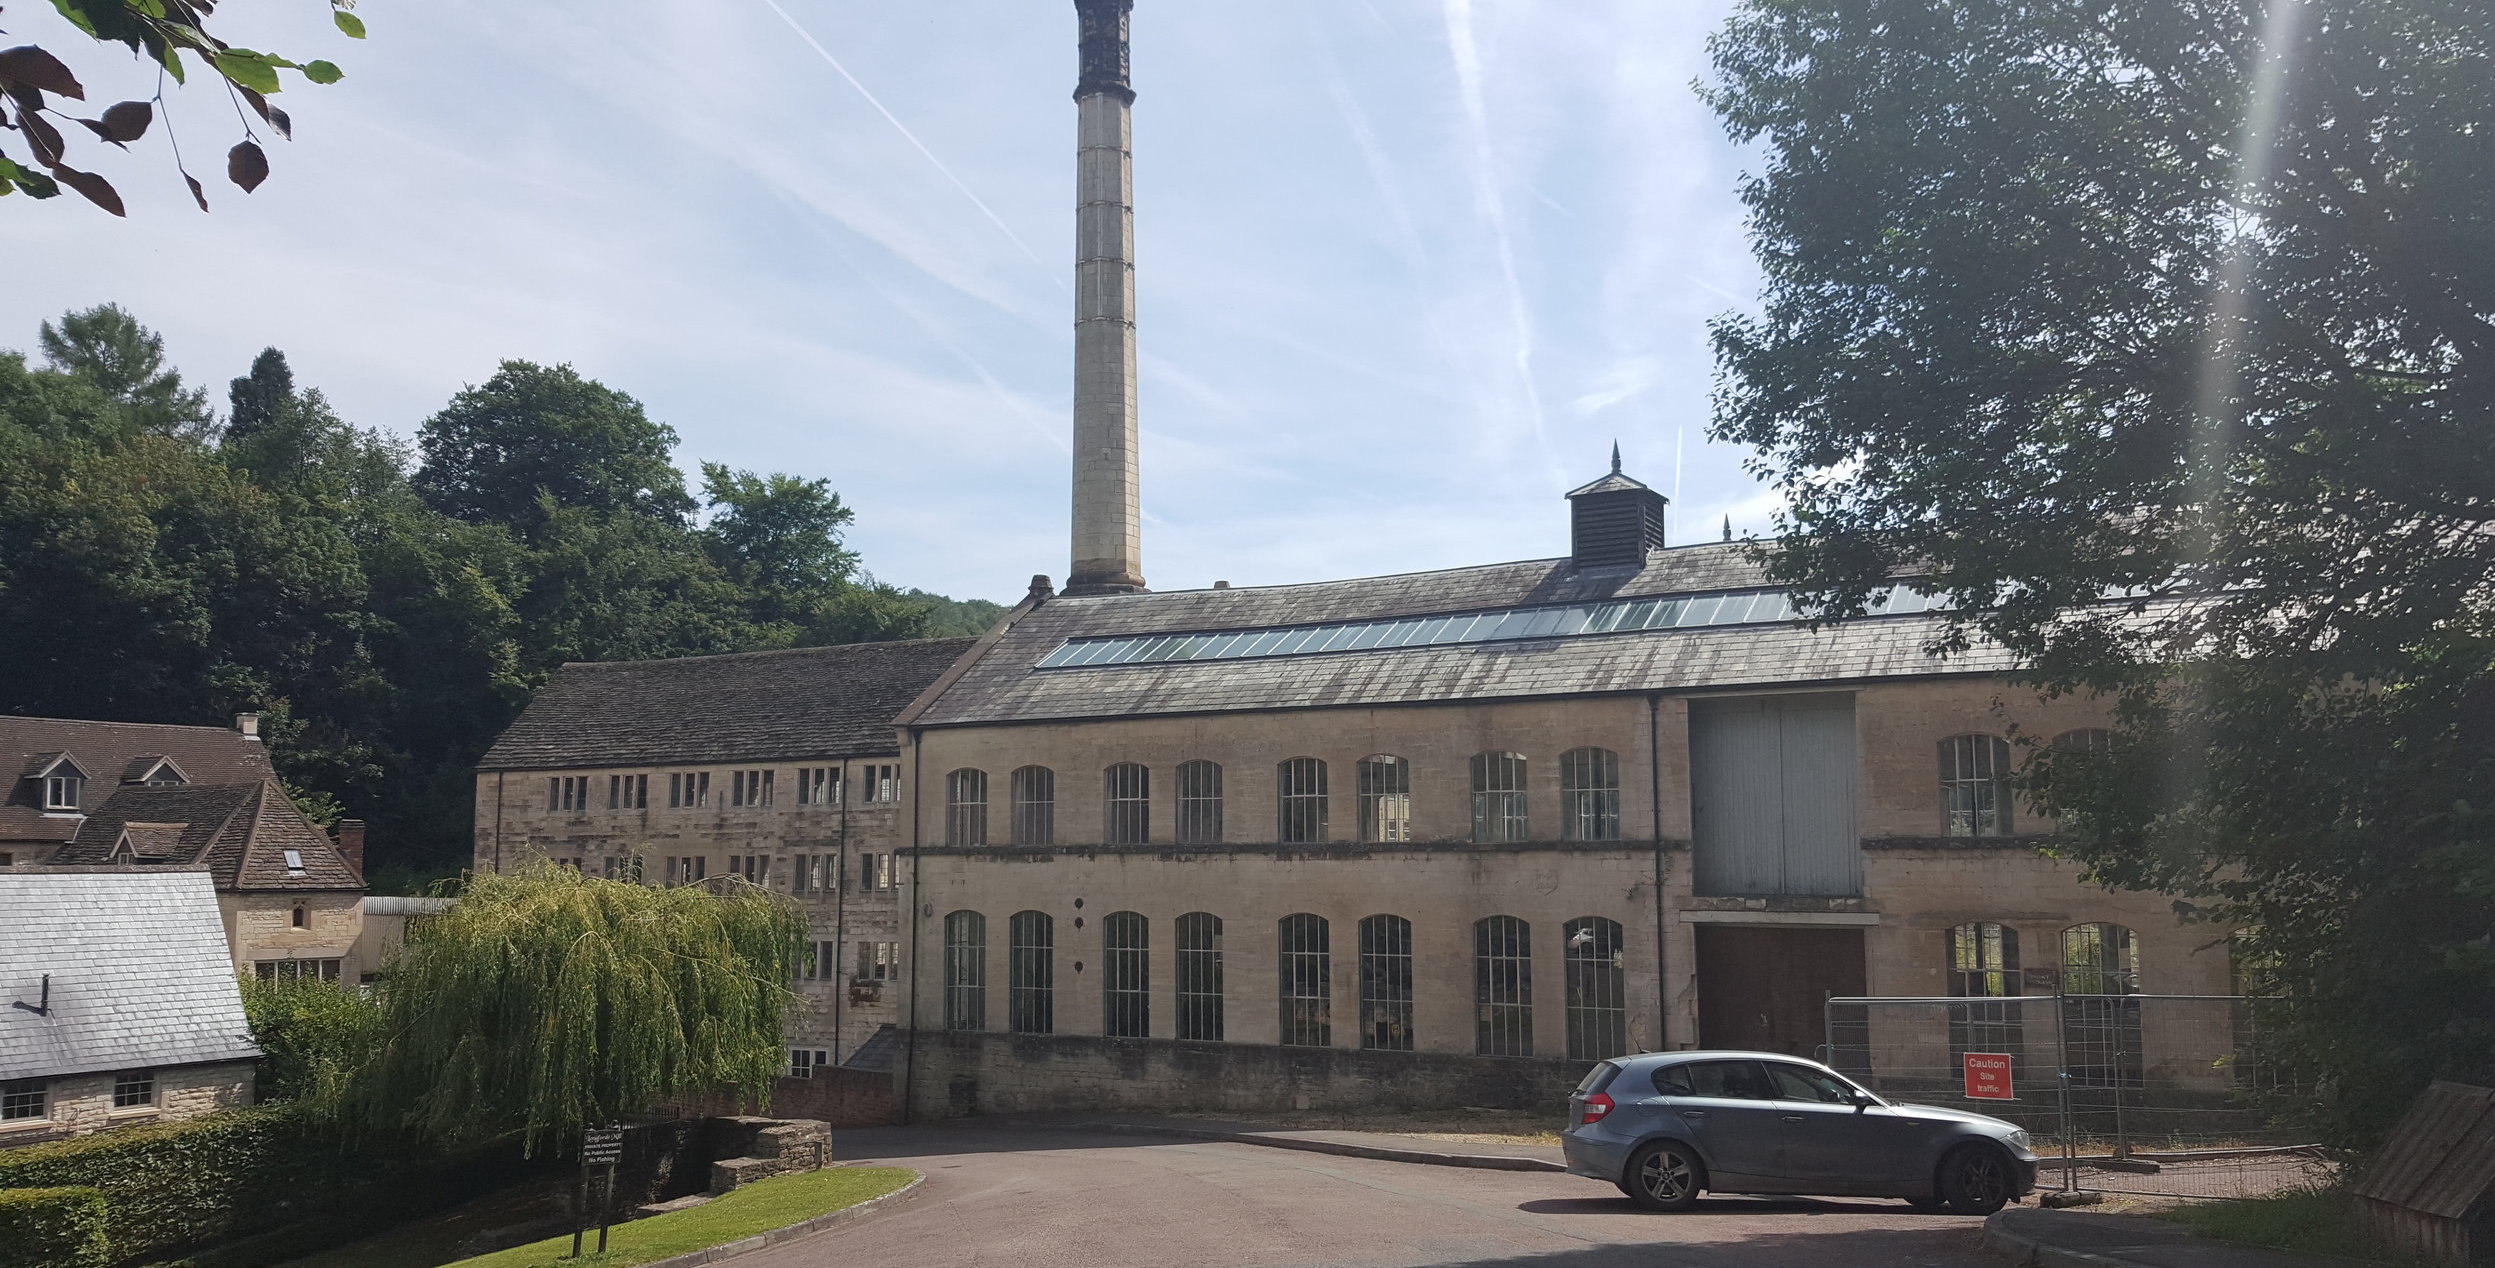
342 868 805 1155
0 0 367 214
1706 0 2492 1147
0 306 996 872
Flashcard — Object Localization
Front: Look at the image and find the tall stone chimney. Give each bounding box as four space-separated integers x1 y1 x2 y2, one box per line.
1065 0 1146 596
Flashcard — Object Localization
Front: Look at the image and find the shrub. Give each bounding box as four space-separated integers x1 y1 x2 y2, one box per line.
0 1186 110 1268
0 1108 339 1264
237 975 385 1107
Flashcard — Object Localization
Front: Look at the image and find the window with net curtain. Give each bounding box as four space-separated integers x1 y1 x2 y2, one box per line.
1938 735 2014 837
1277 758 1328 844
1278 913 1331 1046
1358 914 1413 1050
1175 911 1224 1041
1560 747 1621 841
1471 752 1529 843
944 910 986 1031
1008 910 1053 1034
1010 766 1055 846
1357 756 1411 843
1104 763 1150 845
945 768 988 847
1176 760 1223 845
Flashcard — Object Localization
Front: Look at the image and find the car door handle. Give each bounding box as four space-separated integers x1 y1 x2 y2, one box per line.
1780 1115 1806 1123
1680 1111 1707 1119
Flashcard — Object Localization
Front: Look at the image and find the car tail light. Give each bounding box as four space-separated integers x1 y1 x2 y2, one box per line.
1580 1092 1615 1124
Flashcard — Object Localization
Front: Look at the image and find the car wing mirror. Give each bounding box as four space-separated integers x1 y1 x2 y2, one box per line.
1849 1089 1875 1112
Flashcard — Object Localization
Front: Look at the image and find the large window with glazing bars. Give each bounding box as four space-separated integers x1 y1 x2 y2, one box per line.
1277 758 1328 844
944 911 986 1031
1008 910 1053 1034
1560 748 1620 841
1356 756 1411 843
2061 922 2142 1087
1010 766 1055 845
1175 912 1224 1041
1278 913 1331 1047
1104 763 1150 845
1939 735 2014 837
1175 760 1223 844
1104 911 1149 1038
1475 915 1533 1056
1358 914 1413 1050
1563 916 1626 1061
1471 752 1529 843
1946 921 2022 1063
945 768 988 846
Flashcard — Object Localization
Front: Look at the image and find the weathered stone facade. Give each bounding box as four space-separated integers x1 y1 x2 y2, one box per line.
0 1061 255 1147
223 890 367 980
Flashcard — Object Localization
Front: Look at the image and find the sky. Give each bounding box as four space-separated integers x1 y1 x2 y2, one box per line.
3 0 1775 604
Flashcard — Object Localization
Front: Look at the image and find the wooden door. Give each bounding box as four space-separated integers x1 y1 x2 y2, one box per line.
1695 926 1867 1057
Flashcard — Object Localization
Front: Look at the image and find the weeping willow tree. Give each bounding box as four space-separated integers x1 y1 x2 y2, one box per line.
344 866 805 1156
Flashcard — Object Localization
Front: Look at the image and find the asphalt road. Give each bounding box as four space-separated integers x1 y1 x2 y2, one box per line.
744 1125 2002 1268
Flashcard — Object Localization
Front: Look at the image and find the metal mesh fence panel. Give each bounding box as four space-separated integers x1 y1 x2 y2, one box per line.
1825 993 2326 1200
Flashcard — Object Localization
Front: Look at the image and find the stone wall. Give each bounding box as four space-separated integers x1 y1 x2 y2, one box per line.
220 891 365 978
0 1060 254 1148
654 1068 896 1129
905 1030 1587 1122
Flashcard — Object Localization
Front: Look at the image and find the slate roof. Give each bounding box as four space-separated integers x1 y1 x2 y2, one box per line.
53 782 364 892
480 637 983 772
1 717 273 845
0 870 263 1082
907 544 2016 726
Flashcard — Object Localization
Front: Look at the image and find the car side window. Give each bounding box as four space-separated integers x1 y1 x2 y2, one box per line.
1765 1063 1855 1104
1651 1064 1694 1096
1682 1059 1776 1100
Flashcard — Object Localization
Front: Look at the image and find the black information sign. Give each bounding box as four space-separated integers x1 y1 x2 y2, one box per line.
570 1127 626 1258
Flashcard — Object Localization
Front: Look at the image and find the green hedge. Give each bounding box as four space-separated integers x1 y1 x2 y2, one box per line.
0 1108 340 1264
0 1186 110 1268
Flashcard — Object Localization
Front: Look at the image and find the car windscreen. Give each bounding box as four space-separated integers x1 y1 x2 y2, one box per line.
1575 1062 1621 1095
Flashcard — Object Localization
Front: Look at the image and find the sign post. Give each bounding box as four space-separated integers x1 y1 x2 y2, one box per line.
577 1126 625 1259
1962 1052 2016 1101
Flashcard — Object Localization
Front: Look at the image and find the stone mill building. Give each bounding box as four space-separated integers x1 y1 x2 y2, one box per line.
474 0 2223 1119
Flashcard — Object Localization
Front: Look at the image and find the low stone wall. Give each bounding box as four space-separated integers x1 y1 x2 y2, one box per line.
653 1067 896 1129
905 1031 1587 1121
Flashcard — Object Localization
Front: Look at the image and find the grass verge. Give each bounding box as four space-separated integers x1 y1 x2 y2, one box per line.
2153 1190 2399 1262
444 1167 916 1268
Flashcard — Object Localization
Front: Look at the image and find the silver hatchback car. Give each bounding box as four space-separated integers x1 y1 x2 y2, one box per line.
1561 1051 2039 1213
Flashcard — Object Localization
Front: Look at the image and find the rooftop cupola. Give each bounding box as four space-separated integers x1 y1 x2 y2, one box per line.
1564 444 1669 571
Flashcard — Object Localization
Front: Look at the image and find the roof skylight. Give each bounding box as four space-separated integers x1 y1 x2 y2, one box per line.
1036 582 1947 671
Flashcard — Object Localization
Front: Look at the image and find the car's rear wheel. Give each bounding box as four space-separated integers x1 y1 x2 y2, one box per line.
1937 1144 2014 1215
1623 1140 1704 1211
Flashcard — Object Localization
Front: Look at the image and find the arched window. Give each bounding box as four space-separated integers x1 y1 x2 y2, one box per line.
1008 910 1053 1034
1104 911 1149 1038
1946 922 2022 1062
1939 735 2014 837
945 768 989 847
290 905 307 929
1010 766 1055 846
1471 752 1529 843
1176 761 1224 844
1356 756 1412 843
1104 763 1151 845
1277 758 1329 844
1562 917 1626 1061
1474 915 1533 1056
944 911 987 1030
1357 914 1414 1050
1278 913 1331 1046
1560 748 1621 841
1175 912 1224 1041
2052 728 2115 755
2061 922 2142 1088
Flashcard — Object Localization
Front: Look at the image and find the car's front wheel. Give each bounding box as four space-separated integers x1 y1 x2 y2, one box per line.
1936 1144 2015 1216
1623 1140 1704 1211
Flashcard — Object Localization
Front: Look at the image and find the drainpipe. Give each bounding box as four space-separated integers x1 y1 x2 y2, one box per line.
492 772 506 874
901 728 924 1125
832 759 850 1063
1648 693 1669 1051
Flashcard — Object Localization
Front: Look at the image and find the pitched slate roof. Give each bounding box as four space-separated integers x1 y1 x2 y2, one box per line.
0 870 262 1082
54 782 363 891
1 717 273 845
481 637 983 772
907 544 2016 727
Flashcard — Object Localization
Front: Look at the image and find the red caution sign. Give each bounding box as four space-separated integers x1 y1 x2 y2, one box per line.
1963 1052 2015 1100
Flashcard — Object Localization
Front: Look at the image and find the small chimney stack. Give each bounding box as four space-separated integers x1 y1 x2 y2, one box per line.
1064 0 1147 597
233 712 262 741
332 819 366 880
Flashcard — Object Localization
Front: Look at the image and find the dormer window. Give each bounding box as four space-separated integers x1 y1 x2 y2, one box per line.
130 757 188 787
43 773 83 811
